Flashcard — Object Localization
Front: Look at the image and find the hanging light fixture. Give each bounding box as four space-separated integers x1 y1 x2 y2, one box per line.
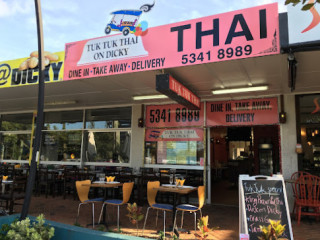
212 85 268 95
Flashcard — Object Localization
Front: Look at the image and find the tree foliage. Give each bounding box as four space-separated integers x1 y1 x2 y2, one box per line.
285 0 320 11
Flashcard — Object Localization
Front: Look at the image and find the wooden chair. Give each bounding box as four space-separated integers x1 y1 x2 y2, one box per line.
290 171 311 216
75 180 103 228
294 174 320 226
174 186 205 231
98 182 134 230
143 181 173 237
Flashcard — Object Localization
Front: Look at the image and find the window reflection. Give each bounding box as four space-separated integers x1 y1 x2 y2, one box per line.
0 133 31 160
86 131 130 163
44 111 83 130
0 107 132 163
0 113 33 131
41 131 81 162
86 107 132 129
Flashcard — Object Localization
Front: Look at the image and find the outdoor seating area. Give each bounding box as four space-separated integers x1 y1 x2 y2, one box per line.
0 163 319 239
0 163 208 237
0 192 317 239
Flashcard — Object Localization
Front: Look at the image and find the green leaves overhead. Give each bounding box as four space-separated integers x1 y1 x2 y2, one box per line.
285 0 319 11
301 3 315 10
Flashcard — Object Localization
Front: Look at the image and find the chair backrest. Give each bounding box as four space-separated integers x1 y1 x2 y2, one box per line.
291 171 311 180
290 171 311 195
122 182 134 204
10 175 27 199
147 181 160 206
198 186 205 209
76 180 90 203
294 174 320 205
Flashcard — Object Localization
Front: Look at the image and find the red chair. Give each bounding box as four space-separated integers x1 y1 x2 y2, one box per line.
290 171 311 216
294 174 320 226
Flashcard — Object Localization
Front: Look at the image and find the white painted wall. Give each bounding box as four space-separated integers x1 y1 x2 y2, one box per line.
280 94 298 211
130 104 145 169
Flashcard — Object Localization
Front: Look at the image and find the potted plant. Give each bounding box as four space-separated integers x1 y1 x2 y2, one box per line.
126 202 144 236
195 215 210 240
259 220 288 240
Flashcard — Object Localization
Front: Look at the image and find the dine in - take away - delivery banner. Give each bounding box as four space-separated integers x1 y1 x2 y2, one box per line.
64 3 279 80
206 97 279 126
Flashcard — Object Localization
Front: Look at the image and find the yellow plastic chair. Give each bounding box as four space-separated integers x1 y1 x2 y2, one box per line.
76 180 103 228
173 186 205 231
98 182 134 230
143 181 173 237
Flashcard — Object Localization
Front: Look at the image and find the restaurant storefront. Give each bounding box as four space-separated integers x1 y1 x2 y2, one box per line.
2 2 318 207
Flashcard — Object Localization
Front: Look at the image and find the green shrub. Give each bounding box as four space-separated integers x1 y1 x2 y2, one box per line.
0 214 54 240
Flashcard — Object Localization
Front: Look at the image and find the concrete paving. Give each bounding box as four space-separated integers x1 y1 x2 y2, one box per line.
6 195 319 239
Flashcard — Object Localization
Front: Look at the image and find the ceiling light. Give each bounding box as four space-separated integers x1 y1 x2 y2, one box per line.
45 100 77 106
133 95 168 100
212 86 268 95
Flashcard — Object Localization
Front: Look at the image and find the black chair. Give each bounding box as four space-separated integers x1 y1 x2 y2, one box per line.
0 175 27 214
37 167 56 198
63 167 78 200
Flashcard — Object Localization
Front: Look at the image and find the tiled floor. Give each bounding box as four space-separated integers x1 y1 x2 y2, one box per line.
6 195 320 240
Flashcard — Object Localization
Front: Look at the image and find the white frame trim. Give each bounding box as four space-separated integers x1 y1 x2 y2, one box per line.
144 164 204 170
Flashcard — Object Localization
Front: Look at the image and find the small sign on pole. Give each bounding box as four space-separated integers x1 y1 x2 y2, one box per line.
239 233 249 240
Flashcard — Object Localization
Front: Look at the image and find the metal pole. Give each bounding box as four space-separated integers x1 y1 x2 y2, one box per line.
20 0 45 220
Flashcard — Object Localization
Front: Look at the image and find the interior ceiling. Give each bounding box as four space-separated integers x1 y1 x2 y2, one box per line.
0 50 319 113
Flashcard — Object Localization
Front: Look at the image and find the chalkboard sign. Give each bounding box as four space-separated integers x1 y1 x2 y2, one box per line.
239 175 293 240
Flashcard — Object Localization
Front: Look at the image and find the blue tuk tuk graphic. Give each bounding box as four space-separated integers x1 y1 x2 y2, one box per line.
105 10 142 36
105 1 155 36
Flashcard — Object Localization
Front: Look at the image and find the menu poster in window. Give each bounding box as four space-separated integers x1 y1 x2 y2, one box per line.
44 135 56 146
166 141 177 164
239 175 293 240
157 141 167 164
156 141 197 165
145 103 204 128
176 142 188 164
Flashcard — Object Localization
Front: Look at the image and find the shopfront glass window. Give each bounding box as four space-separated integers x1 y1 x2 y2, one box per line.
144 128 204 165
85 107 131 129
297 94 320 172
0 133 31 160
85 131 131 163
0 113 33 131
41 131 82 162
44 110 83 130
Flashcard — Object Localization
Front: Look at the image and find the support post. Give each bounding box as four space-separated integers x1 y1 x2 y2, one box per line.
20 0 45 220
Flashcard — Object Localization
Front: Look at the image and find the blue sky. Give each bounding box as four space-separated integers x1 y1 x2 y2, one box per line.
0 0 287 62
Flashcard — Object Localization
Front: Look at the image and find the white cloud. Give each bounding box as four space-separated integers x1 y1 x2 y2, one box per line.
43 14 80 29
42 0 80 14
0 0 33 18
0 0 10 17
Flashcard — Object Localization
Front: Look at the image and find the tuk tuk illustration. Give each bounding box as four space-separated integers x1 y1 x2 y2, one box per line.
105 1 155 36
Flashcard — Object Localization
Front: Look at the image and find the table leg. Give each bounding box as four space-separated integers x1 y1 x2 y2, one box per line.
102 189 108 227
172 193 180 237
